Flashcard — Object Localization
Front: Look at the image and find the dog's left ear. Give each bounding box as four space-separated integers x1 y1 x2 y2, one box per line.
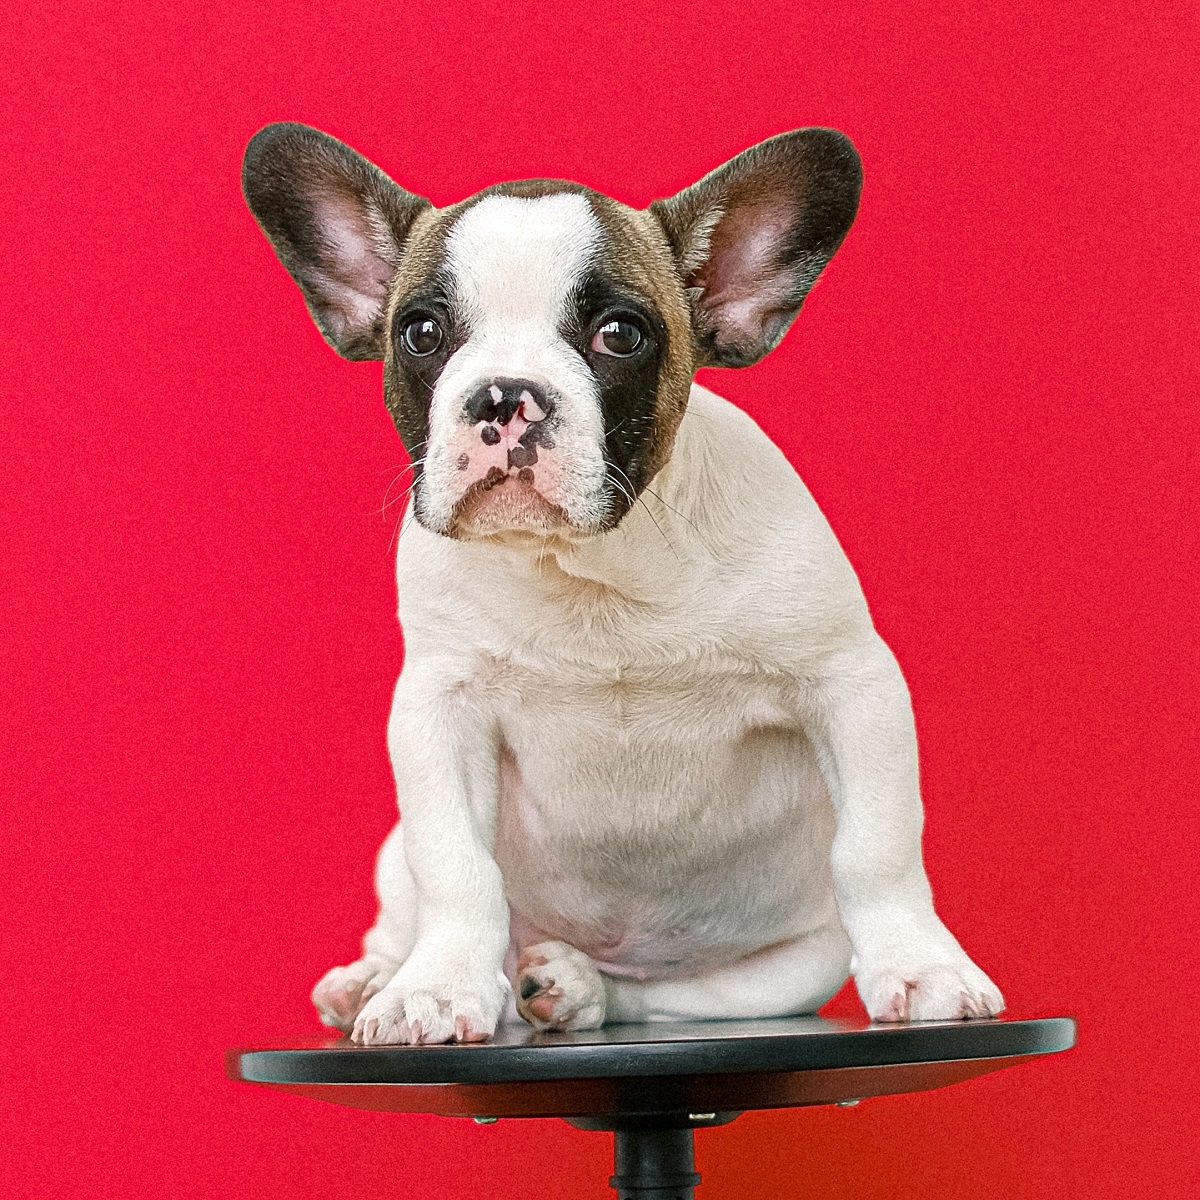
650 128 862 367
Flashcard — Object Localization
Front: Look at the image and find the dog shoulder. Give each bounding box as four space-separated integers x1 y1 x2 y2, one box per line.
673 385 822 527
674 386 876 655
677 386 862 576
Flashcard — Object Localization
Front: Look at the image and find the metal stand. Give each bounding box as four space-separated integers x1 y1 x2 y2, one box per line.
229 1016 1077 1199
567 1113 740 1199
611 1127 700 1200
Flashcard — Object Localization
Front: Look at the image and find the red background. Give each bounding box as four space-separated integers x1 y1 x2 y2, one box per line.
2 2 1197 1196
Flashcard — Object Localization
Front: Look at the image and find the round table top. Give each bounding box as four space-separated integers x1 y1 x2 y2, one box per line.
228 1015 1075 1121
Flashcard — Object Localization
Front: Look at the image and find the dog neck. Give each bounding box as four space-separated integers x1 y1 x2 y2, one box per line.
517 389 713 599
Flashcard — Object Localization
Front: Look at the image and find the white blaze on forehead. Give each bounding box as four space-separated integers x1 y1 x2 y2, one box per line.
420 192 612 535
444 193 601 337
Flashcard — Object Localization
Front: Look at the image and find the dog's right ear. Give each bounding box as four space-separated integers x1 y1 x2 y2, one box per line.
242 123 430 360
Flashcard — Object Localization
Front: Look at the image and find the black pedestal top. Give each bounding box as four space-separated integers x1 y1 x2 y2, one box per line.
228 1015 1074 1121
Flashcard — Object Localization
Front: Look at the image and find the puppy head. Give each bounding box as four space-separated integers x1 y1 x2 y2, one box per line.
242 124 861 543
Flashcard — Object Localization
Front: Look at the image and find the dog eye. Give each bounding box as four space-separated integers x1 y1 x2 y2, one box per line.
591 318 644 357
399 317 443 356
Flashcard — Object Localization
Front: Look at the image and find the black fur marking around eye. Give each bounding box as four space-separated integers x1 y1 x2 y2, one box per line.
563 272 668 522
383 278 463 459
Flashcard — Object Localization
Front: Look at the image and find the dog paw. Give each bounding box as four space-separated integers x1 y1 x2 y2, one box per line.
516 941 607 1031
856 957 1005 1022
312 955 401 1032
351 966 509 1045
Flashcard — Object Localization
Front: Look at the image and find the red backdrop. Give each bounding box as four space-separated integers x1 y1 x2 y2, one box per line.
2 2 1197 1196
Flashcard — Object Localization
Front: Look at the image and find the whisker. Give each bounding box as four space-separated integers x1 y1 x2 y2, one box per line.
378 455 429 557
607 463 680 562
385 483 421 555
604 456 633 499
636 495 680 561
643 486 702 536
604 465 636 506
379 458 427 520
605 415 632 442
379 472 410 517
386 513 404 556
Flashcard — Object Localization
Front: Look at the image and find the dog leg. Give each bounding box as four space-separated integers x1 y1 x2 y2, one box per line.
352 662 512 1045
806 637 1005 1022
603 921 852 1023
311 823 417 1031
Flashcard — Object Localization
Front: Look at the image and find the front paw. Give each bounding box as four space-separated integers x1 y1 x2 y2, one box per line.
856 953 1005 1022
352 965 510 1045
312 955 400 1032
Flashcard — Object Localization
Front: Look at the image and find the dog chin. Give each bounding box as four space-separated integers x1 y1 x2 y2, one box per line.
443 473 578 543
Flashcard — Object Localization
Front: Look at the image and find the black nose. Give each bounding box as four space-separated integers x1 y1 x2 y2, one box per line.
464 379 553 426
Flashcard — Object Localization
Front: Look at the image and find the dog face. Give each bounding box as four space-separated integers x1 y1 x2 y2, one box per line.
242 124 861 541
383 183 695 540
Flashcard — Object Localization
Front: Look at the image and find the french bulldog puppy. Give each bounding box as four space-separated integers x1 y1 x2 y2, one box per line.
242 122 1004 1045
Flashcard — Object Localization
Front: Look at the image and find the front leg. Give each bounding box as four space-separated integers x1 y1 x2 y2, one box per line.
353 659 511 1045
807 637 1004 1022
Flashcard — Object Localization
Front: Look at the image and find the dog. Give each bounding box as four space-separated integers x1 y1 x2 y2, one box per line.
242 122 1004 1045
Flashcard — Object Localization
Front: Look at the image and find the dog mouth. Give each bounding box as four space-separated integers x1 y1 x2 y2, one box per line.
446 467 574 540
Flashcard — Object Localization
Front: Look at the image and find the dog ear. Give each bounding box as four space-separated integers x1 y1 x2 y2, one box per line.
242 123 430 360
650 129 862 367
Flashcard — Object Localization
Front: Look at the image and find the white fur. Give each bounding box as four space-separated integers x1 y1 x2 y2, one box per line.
515 941 607 1031
325 383 1004 1045
418 194 612 535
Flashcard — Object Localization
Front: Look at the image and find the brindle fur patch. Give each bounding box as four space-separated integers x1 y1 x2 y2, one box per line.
581 196 697 491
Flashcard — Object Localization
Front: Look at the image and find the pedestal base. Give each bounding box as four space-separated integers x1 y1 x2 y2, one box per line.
567 1115 741 1200
610 1127 700 1200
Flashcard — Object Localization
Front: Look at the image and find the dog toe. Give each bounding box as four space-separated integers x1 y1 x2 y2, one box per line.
514 941 606 1031
859 960 1005 1023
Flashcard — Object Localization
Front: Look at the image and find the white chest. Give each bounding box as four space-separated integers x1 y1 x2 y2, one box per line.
486 646 837 971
